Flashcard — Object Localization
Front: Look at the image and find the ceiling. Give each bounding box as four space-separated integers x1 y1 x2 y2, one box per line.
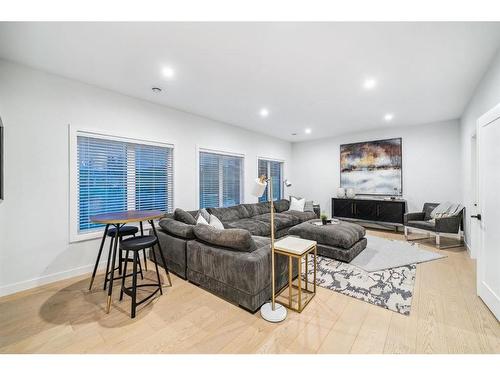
1 22 499 142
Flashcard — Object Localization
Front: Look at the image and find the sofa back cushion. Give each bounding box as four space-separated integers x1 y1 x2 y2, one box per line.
207 204 249 222
193 224 257 252
243 202 271 217
273 199 290 213
174 208 197 225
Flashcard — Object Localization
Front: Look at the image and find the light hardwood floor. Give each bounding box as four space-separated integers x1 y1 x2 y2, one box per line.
0 229 498 354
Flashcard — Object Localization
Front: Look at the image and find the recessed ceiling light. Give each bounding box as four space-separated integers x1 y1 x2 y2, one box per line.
291 133 297 136
305 128 312 134
152 87 162 93
259 108 269 118
384 113 394 121
162 66 175 79
363 78 377 90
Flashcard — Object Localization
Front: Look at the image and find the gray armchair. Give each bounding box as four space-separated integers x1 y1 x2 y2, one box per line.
404 202 464 249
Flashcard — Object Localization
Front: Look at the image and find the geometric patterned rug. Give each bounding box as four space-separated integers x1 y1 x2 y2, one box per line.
304 255 416 315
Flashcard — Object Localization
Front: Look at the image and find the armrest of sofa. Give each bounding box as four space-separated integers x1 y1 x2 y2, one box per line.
158 218 195 239
435 215 461 233
404 212 425 224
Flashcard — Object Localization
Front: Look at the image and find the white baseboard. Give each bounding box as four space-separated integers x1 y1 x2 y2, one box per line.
0 261 107 298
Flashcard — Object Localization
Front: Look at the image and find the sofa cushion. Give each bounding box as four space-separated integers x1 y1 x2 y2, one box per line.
174 208 197 225
207 205 250 222
273 199 290 213
288 220 366 249
159 218 195 239
225 218 271 236
281 210 317 223
253 212 300 230
407 220 436 231
242 202 271 216
193 224 257 252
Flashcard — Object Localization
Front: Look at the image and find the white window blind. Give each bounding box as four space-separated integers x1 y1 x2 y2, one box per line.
199 151 243 208
258 159 283 202
77 134 173 233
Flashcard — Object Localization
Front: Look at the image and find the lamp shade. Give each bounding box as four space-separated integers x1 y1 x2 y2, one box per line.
284 179 292 188
251 178 267 198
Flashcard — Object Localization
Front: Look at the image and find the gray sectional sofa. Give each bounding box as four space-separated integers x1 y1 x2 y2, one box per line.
149 199 317 312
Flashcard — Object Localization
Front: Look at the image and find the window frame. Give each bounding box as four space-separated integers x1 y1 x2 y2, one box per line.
257 157 285 202
69 125 175 243
196 146 245 209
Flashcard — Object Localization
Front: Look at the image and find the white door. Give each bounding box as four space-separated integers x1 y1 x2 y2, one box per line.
469 134 480 259
477 103 500 320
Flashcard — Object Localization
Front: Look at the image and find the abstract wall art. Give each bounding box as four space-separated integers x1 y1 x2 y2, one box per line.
340 137 402 195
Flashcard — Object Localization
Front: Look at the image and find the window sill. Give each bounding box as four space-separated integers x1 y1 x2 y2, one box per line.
70 223 153 244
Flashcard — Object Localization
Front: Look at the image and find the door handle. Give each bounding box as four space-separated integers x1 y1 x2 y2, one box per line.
471 214 482 221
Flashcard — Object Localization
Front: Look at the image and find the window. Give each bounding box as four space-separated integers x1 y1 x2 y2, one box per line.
199 150 243 208
258 159 283 202
77 133 173 233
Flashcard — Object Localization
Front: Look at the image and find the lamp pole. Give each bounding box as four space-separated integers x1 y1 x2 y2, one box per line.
269 176 276 311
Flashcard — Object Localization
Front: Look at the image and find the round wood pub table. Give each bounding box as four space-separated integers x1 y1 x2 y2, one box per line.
89 210 172 313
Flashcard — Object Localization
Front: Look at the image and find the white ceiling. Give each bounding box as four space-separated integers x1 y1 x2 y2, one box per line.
1 22 499 142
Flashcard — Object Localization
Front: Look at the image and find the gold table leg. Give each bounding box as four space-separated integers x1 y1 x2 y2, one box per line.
288 256 292 309
313 246 317 293
297 256 302 311
305 253 308 291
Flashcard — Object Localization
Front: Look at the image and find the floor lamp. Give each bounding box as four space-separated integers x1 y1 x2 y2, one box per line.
252 175 287 323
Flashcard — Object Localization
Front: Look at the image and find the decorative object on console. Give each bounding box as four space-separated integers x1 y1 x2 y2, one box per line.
340 137 402 195
346 188 356 198
252 175 287 323
336 187 346 198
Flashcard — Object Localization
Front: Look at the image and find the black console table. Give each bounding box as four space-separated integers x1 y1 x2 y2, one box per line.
332 197 407 231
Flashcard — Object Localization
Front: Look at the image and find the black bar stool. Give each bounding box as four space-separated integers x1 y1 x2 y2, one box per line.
119 235 164 318
88 225 149 291
103 225 146 290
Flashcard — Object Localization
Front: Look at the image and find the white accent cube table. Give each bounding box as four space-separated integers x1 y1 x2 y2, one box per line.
273 236 317 312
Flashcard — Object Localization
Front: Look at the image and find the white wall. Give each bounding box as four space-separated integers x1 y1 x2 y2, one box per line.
460 49 500 256
291 120 462 217
0 60 292 296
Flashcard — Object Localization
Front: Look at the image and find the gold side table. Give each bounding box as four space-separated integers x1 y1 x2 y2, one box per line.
273 236 317 313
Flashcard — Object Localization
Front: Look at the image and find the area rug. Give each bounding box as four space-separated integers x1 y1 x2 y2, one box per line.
304 255 416 315
349 234 445 272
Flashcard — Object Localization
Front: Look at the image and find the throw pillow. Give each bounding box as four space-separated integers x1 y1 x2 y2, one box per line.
174 208 197 225
304 200 314 212
289 196 306 212
209 214 225 230
196 208 210 223
196 214 209 225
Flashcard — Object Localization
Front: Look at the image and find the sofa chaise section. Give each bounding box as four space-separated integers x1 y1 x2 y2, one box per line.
187 226 296 312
